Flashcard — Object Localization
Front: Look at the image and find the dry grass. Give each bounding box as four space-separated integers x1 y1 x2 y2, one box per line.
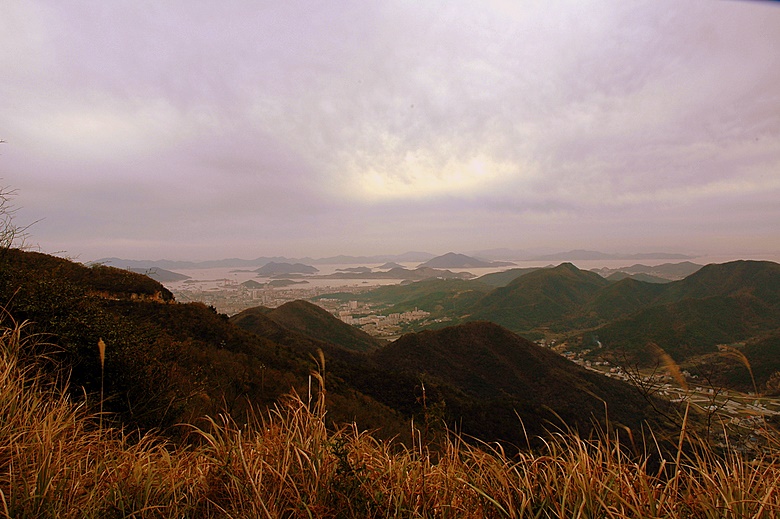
2 316 780 518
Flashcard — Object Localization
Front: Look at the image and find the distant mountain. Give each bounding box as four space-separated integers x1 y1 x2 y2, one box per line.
594 262 703 281
419 252 515 268
310 252 436 264
655 260 780 305
530 250 694 261
91 252 438 269
92 256 292 270
605 271 670 284
378 262 404 269
318 266 474 280
129 267 190 282
255 262 318 276
345 259 780 386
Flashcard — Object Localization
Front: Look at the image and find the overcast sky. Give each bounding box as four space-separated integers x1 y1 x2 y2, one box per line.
1 0 779 262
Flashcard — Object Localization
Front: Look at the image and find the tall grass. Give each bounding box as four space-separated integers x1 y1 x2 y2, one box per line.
2 316 780 518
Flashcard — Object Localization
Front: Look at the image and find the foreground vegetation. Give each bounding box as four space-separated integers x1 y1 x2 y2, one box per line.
3 317 780 518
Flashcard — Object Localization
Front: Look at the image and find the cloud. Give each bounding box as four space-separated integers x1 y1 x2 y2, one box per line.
1 0 779 260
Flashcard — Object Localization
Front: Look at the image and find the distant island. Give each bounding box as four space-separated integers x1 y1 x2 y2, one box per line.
419 252 516 269
255 262 319 276
336 266 373 274
317 266 474 280
593 261 703 281
377 262 405 269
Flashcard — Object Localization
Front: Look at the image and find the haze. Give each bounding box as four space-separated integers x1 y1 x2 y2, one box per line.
1 1 779 262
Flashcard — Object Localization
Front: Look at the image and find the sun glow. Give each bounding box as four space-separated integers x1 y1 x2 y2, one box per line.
350 152 519 200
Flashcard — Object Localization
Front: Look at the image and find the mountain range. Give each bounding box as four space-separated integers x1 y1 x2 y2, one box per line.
92 249 694 270
2 247 686 449
318 260 780 391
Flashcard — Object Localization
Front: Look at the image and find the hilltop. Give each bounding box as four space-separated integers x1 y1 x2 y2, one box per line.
232 300 383 353
465 263 611 333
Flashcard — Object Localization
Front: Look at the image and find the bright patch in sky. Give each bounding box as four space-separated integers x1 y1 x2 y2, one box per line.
350 151 519 200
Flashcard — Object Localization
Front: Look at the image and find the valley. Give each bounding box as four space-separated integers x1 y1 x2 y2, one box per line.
159 254 780 438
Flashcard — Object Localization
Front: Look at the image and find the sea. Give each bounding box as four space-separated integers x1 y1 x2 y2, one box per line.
160 253 780 292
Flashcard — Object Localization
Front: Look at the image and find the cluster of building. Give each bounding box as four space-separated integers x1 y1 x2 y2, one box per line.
315 298 434 338
171 279 375 316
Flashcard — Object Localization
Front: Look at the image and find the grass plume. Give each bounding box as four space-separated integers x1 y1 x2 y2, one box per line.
98 337 106 433
648 341 689 391
2 316 780 518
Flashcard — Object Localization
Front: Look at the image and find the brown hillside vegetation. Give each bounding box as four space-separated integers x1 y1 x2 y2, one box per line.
233 303 685 447
3 317 780 518
372 321 682 443
244 300 384 352
0 249 403 436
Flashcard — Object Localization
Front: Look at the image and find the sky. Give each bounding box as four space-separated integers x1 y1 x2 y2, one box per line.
1 0 779 262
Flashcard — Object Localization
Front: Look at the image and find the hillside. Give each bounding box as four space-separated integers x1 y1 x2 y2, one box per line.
367 321 681 443
129 266 191 282
475 266 542 287
655 260 780 305
230 303 682 446
584 277 667 322
0 248 403 436
465 263 611 332
586 261 780 367
4 318 776 518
